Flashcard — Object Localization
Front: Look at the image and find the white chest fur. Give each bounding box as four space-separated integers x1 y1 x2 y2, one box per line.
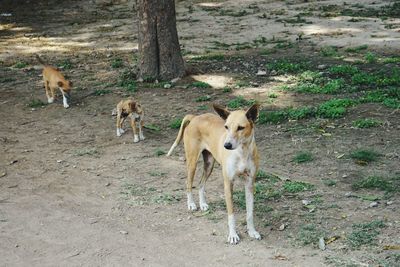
225 146 256 180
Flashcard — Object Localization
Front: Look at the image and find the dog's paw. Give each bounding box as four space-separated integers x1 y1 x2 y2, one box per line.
187 202 197 211
117 128 124 137
63 103 70 108
133 135 139 143
227 232 240 245
139 135 145 141
199 202 209 211
48 98 54 104
248 230 261 240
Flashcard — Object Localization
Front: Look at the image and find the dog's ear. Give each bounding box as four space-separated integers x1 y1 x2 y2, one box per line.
57 81 64 87
246 103 259 123
213 104 230 120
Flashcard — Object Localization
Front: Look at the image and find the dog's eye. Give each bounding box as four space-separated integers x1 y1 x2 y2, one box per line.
224 125 228 130
237 126 245 131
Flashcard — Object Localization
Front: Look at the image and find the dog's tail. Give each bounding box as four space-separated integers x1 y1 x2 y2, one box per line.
35 54 46 66
166 114 194 156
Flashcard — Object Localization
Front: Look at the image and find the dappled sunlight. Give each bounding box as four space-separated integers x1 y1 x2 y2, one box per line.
191 74 232 88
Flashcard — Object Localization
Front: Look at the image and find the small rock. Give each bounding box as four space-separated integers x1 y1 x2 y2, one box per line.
177 218 182 222
111 108 117 116
178 156 185 162
317 64 327 70
278 223 285 231
256 70 267 76
369 201 379 208
345 192 353 197
105 182 111 187
170 78 180 84
319 237 326 250
57 160 63 163
163 83 172 89
211 229 217 236
270 70 277 76
387 201 393 205
302 199 311 205
119 230 128 235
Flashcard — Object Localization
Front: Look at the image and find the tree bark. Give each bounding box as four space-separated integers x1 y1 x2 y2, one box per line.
137 0 185 81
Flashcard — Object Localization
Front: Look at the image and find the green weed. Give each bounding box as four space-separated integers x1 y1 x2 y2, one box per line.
328 64 359 75
27 99 46 108
296 224 325 246
119 69 137 92
320 46 339 57
350 149 381 164
155 149 166 156
345 45 368 53
352 118 382 128
283 181 315 193
317 98 355 118
365 52 377 63
94 89 112 96
227 96 255 109
57 59 73 70
381 56 400 63
352 176 398 192
191 81 211 88
293 151 313 163
170 118 183 129
267 59 309 74
348 220 385 249
14 61 28 68
111 58 123 68
195 95 211 102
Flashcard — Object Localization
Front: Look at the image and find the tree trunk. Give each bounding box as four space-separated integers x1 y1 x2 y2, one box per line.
137 0 185 81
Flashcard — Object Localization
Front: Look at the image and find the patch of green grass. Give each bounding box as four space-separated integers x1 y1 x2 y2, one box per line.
287 107 315 120
298 70 322 82
352 118 382 128
14 61 28 68
222 87 232 93
350 149 381 164
219 9 248 17
195 95 211 102
111 58 123 68
322 179 337 187
352 176 399 192
365 52 377 63
283 181 315 193
119 69 137 92
296 224 325 246
267 59 309 74
93 89 112 96
348 220 385 249
27 99 46 108
152 193 181 204
317 98 355 118
381 56 400 63
383 98 400 109
148 171 167 177
169 118 183 129
74 147 99 157
268 93 278 98
155 149 166 157
57 59 72 70
290 79 353 94
320 46 339 57
258 110 287 124
345 44 368 53
328 64 359 75
227 96 255 109
293 151 313 163
190 81 211 88
0 77 16 83
235 80 251 88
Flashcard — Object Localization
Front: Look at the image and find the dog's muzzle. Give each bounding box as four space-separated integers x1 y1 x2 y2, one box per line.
224 142 233 150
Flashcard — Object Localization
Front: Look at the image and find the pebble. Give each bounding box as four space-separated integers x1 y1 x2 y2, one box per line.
119 230 128 235
302 199 311 205
278 223 285 231
386 201 393 205
256 70 267 76
369 201 379 208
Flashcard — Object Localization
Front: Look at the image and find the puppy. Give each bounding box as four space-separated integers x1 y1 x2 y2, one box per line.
36 55 72 108
167 103 261 244
116 98 145 143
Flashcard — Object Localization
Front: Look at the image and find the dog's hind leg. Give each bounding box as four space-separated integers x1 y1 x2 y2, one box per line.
184 142 202 211
198 150 215 211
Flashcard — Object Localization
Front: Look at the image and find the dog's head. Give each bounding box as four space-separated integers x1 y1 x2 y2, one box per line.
213 103 259 150
58 80 72 101
129 100 144 121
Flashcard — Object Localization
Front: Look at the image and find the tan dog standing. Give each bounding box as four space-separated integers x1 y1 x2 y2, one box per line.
116 98 145 143
36 55 72 108
167 103 261 244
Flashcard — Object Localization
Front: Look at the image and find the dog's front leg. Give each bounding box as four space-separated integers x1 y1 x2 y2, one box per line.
130 118 139 143
245 176 261 240
139 120 145 141
224 176 240 244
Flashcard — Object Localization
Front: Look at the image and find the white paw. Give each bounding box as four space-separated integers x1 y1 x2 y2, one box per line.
187 202 197 211
48 98 54 103
199 202 209 211
133 135 139 143
227 232 240 245
63 103 70 108
139 134 145 141
248 229 261 240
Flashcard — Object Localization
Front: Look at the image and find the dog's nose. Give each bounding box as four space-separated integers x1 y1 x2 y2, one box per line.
224 142 233 150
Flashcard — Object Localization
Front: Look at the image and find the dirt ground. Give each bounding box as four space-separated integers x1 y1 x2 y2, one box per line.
0 0 399 266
